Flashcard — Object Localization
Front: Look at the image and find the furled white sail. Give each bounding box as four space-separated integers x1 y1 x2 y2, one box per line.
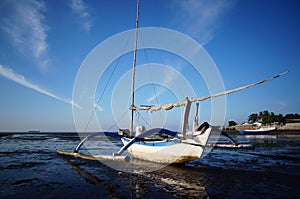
131 70 289 112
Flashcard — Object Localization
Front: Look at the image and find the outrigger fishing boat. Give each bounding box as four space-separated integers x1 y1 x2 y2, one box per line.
238 126 277 135
57 0 288 164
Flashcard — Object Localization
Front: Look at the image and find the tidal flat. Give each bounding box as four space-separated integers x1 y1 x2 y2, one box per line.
0 132 299 198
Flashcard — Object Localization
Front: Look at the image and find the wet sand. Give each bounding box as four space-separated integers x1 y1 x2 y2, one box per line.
0 132 299 198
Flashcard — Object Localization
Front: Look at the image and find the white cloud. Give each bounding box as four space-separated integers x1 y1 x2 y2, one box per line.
174 0 235 45
93 103 104 111
279 101 288 107
146 71 180 103
0 64 81 109
70 0 92 32
147 88 165 103
1 0 49 69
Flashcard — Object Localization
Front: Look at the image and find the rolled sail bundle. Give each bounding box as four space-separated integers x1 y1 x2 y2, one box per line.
132 71 289 113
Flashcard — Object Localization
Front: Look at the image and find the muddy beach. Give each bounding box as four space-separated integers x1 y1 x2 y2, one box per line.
0 132 299 198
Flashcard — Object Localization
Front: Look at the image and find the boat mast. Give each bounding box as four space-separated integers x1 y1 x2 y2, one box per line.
194 102 199 128
130 0 140 137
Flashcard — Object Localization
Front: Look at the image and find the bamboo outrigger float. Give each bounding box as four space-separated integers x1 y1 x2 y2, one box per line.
56 149 130 162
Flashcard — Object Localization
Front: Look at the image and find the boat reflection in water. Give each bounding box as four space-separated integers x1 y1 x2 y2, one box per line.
61 155 209 198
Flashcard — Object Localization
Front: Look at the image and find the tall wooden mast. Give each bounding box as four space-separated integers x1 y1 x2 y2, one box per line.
130 0 140 137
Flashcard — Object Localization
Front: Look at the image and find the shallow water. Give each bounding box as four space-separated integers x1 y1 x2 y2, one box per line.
0 132 299 198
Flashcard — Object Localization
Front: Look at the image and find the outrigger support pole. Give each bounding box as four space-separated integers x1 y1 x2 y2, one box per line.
114 128 177 156
57 131 131 162
221 131 238 146
218 131 254 149
74 132 105 153
181 97 192 136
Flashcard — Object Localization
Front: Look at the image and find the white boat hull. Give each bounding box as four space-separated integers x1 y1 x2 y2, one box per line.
121 127 212 164
238 127 276 135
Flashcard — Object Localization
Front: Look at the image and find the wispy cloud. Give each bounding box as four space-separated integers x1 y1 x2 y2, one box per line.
147 88 165 103
93 103 104 111
1 0 49 70
146 71 180 103
70 0 92 32
0 65 81 109
173 0 235 45
278 101 288 107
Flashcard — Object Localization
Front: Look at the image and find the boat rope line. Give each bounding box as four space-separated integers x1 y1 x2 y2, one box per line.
107 108 153 132
139 32 164 126
82 32 134 133
136 111 152 128
131 70 289 112
106 110 129 132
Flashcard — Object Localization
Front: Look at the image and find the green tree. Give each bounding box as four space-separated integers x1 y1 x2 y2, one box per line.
228 120 237 126
247 110 297 125
263 110 270 117
259 111 263 118
277 114 286 124
285 113 300 119
248 113 259 122
261 110 270 124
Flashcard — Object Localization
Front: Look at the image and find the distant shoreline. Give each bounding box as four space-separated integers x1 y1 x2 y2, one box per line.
1 128 300 135
224 129 300 135
225 122 300 132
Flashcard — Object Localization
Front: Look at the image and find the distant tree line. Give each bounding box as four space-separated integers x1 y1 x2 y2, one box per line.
284 113 300 119
248 110 284 125
228 111 300 126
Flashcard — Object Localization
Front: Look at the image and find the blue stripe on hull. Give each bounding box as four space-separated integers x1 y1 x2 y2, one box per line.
122 137 179 147
238 129 274 135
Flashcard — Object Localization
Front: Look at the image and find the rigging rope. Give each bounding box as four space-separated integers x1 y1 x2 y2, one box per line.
106 110 129 132
140 33 164 126
136 111 152 128
83 32 134 133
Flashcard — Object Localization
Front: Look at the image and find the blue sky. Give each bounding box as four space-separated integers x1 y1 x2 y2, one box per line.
0 0 299 132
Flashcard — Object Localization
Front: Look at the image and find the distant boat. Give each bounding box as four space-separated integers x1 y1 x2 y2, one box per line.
28 130 40 133
238 127 276 135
